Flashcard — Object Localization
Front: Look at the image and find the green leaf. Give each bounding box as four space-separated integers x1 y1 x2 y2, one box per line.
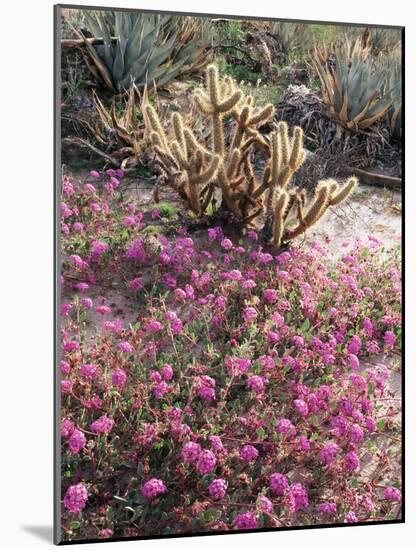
301 318 310 332
256 427 266 440
377 419 386 431
199 508 222 524
70 521 81 530
311 415 319 427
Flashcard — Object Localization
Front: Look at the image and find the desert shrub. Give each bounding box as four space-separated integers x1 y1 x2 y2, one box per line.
60 170 401 541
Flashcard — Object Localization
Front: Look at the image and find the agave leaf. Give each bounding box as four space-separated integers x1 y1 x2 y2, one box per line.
112 39 125 82
120 47 155 90
366 97 393 118
93 90 112 125
86 12 114 70
150 58 189 88
338 90 349 122
359 104 392 128
75 27 114 90
110 102 133 144
145 32 178 76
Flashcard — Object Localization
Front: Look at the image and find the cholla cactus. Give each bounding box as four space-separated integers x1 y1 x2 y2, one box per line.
145 63 357 247
259 122 358 247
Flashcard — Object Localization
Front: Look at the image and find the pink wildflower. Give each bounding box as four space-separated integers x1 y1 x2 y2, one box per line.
182 442 202 464
247 375 265 393
196 449 216 474
90 415 115 434
63 483 88 513
383 487 401 501
117 341 133 353
344 451 360 472
142 478 167 500
79 363 99 379
294 399 309 417
68 429 86 454
208 478 228 500
320 442 339 465
345 511 358 523
161 364 173 381
269 473 289 496
112 368 127 388
285 483 308 513
234 512 257 530
384 331 397 346
243 306 258 323
257 495 273 513
221 238 233 251
239 444 259 462
319 502 337 515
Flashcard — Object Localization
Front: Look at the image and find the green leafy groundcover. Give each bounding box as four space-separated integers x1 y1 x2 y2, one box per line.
60 169 401 541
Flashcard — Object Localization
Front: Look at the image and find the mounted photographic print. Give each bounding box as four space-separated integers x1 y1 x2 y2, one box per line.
54 4 404 544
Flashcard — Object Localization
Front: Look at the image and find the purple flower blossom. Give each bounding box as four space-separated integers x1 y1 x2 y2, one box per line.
90 415 115 434
347 335 362 355
344 451 360 472
234 512 257 530
264 288 278 304
142 478 167 500
320 443 339 465
60 360 71 375
269 473 289 496
257 495 273 513
61 380 73 394
277 418 296 436
90 240 109 260
153 381 170 400
198 375 216 401
117 341 133 353
221 238 233 251
239 444 259 462
350 424 364 443
247 375 265 393
208 478 227 500
182 442 202 464
145 320 163 332
345 511 358 523
285 483 308 513
64 483 88 513
80 297 93 310
319 502 337 515
79 363 99 379
209 435 225 453
161 364 173 381
68 429 86 454
112 368 127 388
384 331 397 346
294 399 309 417
292 335 304 348
196 449 216 474
383 487 401 501
242 306 258 323
61 419 75 439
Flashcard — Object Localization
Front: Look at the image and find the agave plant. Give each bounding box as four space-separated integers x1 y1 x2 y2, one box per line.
313 38 392 131
73 10 210 93
384 50 402 140
267 22 307 59
366 27 401 55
